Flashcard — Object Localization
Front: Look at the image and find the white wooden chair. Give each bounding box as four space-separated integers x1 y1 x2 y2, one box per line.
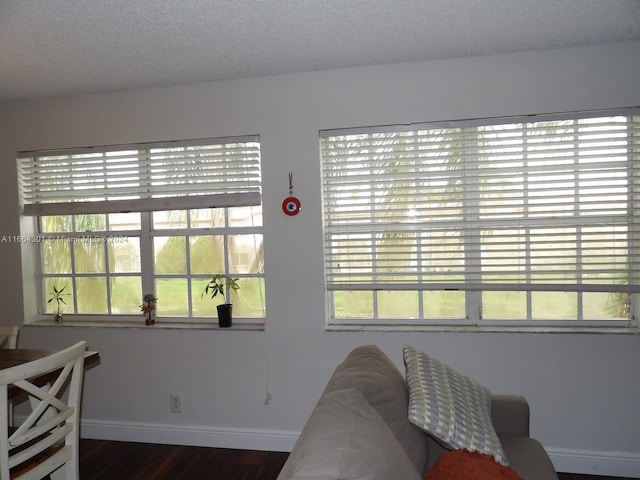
0 327 19 428
0 341 86 480
0 327 18 350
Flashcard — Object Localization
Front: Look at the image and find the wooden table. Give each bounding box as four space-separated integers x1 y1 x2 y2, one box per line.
0 349 99 370
0 349 99 400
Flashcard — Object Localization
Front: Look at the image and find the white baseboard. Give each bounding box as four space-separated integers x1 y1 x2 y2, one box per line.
547 447 640 478
80 418 299 453
81 419 640 478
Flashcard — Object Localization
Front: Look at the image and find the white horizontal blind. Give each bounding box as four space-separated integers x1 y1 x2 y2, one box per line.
321 110 640 294
18 136 261 215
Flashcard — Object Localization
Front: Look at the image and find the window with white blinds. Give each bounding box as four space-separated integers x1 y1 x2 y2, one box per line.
320 109 640 327
18 136 261 215
18 136 265 325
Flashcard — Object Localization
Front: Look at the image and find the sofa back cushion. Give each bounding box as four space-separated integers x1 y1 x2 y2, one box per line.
321 345 431 475
279 388 422 480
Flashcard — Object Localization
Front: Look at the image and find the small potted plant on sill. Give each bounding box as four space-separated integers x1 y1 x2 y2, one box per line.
47 285 70 322
202 274 240 328
140 293 157 325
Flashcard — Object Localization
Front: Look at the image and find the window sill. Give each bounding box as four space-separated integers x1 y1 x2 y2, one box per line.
326 323 640 334
25 319 265 331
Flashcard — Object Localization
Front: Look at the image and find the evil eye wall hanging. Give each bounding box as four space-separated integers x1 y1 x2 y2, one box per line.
282 172 301 216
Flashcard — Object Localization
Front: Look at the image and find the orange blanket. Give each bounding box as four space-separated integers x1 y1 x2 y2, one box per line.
425 449 523 480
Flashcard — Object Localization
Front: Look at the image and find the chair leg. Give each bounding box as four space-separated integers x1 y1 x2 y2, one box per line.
50 469 63 480
49 460 78 480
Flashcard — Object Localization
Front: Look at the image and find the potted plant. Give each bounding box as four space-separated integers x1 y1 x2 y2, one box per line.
47 285 70 322
202 274 240 327
140 293 157 325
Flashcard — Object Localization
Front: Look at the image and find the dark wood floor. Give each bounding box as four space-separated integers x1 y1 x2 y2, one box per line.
77 439 636 480
78 439 289 480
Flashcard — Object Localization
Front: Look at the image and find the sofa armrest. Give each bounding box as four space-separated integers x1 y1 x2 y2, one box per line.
490 394 530 437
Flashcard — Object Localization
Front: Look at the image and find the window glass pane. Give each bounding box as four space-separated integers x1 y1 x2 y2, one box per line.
76 277 107 313
75 214 106 232
192 278 218 317
110 277 142 314
155 278 188 316
531 292 576 319
228 235 263 274
108 212 141 230
584 292 628 320
423 291 465 318
420 231 465 283
232 277 266 318
328 235 372 277
581 226 628 281
333 291 373 318
74 241 105 274
41 216 72 233
229 205 262 227
190 209 225 228
482 291 527 319
374 237 417 284
378 291 419 318
42 239 72 274
189 235 224 274
108 237 140 273
44 278 73 315
531 228 576 285
153 211 187 229
154 237 186 274
481 229 526 284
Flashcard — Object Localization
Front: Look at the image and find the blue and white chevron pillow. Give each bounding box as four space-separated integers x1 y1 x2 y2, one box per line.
403 345 508 465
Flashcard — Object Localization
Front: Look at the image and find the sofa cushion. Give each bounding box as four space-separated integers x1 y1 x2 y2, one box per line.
321 345 431 474
403 345 508 465
283 388 422 480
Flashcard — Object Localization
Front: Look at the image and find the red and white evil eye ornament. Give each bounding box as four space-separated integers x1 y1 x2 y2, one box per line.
282 172 301 216
282 196 301 216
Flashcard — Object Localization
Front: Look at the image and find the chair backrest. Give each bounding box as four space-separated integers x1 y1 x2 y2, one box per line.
0 341 86 480
0 327 18 350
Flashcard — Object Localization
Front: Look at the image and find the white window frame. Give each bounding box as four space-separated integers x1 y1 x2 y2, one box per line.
18 136 265 326
320 109 640 331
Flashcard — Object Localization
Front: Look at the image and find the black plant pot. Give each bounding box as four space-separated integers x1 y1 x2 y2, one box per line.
216 304 233 328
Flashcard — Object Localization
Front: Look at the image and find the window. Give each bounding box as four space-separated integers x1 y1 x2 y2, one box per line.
18 136 265 324
320 109 640 329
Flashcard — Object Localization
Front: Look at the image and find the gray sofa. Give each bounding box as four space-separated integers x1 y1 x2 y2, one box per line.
277 345 558 480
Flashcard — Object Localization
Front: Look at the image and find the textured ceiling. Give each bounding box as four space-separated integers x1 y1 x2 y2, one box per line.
1 0 639 103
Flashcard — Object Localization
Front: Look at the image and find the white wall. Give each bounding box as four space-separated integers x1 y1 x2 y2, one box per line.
1 41 639 477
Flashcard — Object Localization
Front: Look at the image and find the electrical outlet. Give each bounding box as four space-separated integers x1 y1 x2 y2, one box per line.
170 394 182 413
